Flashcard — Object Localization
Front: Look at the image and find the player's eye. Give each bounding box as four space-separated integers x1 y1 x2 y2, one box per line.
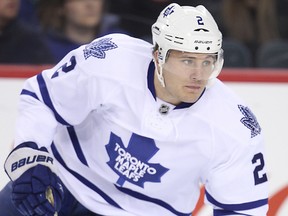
182 59 194 65
202 60 212 67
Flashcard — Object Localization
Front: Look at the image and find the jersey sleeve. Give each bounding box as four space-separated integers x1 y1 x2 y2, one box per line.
14 37 116 148
14 33 151 149
203 127 269 215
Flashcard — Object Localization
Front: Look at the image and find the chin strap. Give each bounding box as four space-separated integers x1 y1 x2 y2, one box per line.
154 59 165 88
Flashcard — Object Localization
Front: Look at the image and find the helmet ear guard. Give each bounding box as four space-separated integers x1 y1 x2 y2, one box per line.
152 3 223 85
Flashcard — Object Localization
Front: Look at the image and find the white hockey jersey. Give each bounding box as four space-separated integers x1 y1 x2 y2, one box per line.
14 34 268 215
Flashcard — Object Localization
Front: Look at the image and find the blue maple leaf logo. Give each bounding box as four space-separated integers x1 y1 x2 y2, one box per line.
105 133 169 188
238 105 261 138
163 5 175 18
83 37 118 59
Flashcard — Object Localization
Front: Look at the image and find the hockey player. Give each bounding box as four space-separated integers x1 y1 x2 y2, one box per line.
0 3 268 216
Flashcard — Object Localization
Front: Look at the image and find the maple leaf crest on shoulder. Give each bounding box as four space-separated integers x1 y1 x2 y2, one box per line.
83 37 118 59
238 104 262 138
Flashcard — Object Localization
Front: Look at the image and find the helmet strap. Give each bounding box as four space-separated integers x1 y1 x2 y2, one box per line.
154 60 165 88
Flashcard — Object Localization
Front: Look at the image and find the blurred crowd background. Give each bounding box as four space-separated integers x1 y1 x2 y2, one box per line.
1 0 288 68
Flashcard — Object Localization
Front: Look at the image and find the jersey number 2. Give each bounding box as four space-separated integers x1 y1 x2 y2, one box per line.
196 16 204 25
252 152 268 185
52 56 76 78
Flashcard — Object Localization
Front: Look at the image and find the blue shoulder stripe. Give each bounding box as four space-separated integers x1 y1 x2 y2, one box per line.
36 73 71 126
21 89 39 100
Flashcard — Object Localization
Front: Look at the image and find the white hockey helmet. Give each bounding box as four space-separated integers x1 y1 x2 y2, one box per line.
152 3 224 85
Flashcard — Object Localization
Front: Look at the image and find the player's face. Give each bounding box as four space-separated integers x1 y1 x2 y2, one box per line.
64 0 104 29
157 50 216 105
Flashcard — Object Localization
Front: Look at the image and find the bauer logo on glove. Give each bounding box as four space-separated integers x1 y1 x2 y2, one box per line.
5 143 56 181
11 154 54 172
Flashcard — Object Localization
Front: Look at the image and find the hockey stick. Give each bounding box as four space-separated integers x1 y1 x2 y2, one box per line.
45 186 58 216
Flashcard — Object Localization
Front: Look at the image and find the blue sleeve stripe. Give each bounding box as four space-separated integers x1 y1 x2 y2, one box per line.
21 89 39 100
206 190 268 211
51 143 122 209
67 126 89 166
115 185 191 216
36 73 71 126
214 209 250 215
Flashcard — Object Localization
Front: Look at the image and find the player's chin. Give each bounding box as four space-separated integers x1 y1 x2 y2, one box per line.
180 94 201 104
181 88 205 103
